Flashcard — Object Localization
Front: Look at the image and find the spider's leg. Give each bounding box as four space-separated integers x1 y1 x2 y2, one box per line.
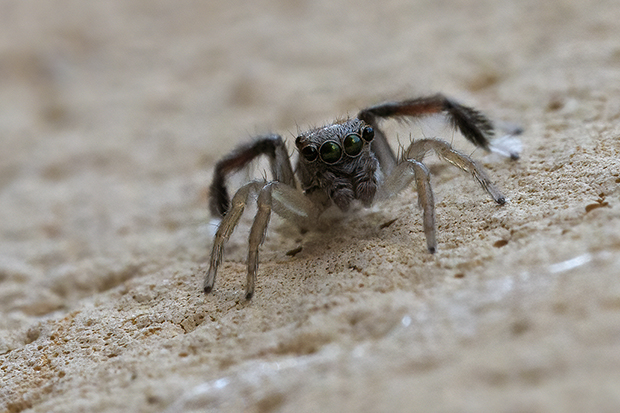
245 182 319 299
405 138 506 205
358 94 494 150
203 181 263 294
209 134 295 217
377 160 436 253
205 179 319 298
246 184 272 300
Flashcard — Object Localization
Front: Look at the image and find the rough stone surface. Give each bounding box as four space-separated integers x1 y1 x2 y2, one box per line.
1 0 620 412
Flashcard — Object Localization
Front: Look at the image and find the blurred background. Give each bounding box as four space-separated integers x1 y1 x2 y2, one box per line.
2 0 620 411
3 0 615 266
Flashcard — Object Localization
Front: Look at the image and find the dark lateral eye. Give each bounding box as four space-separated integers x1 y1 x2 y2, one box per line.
343 134 363 157
301 146 318 162
361 125 374 142
319 141 342 164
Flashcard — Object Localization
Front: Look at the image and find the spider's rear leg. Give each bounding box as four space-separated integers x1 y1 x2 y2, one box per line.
358 94 495 151
405 138 506 205
209 134 295 217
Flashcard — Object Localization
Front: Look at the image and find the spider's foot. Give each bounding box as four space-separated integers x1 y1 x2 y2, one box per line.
203 266 216 295
489 134 523 161
244 280 255 300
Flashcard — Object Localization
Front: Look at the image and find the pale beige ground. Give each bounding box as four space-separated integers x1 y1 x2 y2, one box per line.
1 1 620 412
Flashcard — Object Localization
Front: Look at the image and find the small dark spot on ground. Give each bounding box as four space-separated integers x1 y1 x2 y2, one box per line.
285 246 303 257
585 201 609 213
511 319 530 336
379 218 398 229
256 392 286 413
493 239 509 248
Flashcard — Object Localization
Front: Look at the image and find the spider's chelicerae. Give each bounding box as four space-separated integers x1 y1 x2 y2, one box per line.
203 94 520 299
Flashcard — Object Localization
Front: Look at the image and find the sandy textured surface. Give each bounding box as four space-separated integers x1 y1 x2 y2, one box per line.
2 0 620 412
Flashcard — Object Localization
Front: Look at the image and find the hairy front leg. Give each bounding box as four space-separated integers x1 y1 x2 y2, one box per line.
246 185 272 300
244 182 320 299
203 181 264 294
205 180 320 298
377 159 437 253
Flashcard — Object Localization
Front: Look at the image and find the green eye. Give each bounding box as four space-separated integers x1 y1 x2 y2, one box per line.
301 146 318 162
343 134 363 157
319 141 342 164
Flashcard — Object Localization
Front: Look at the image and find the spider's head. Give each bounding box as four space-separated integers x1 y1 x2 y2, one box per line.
295 118 378 210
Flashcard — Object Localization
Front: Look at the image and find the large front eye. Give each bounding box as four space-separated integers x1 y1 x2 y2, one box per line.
301 146 318 162
319 141 342 164
343 134 363 157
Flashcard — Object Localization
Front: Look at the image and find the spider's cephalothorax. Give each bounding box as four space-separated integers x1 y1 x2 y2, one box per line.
294 119 379 211
203 94 519 299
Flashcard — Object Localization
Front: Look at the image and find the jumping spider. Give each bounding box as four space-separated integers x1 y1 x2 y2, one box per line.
203 94 518 299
